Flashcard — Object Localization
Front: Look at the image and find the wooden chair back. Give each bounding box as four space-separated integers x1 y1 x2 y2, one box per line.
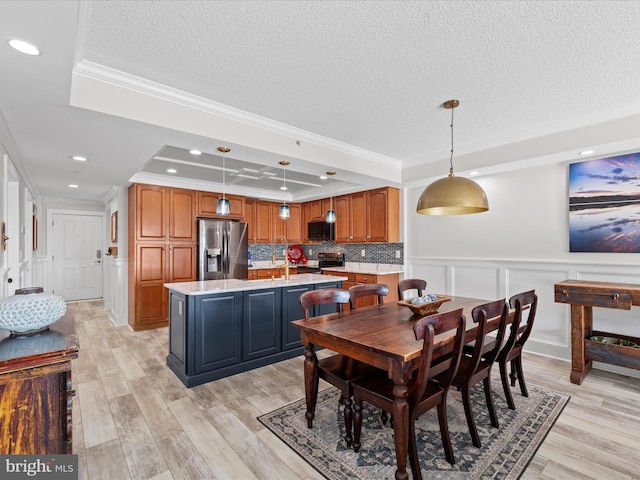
466 298 509 370
348 283 389 310
398 278 427 300
410 308 466 406
499 290 537 362
299 288 350 320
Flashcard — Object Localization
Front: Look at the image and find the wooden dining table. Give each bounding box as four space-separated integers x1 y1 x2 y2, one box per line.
292 295 493 480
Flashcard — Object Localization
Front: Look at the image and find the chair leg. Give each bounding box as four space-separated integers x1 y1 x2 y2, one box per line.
343 396 353 447
513 355 529 397
407 420 423 480
353 400 362 453
509 359 517 387
437 399 455 464
461 384 481 448
380 409 388 425
483 376 499 428
500 361 516 410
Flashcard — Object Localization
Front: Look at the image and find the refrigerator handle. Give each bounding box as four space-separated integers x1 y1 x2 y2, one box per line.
222 224 229 275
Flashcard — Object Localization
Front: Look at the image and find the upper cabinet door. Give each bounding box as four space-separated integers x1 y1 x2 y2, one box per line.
367 187 399 243
350 191 367 243
198 192 245 218
136 184 167 241
334 195 351 243
284 203 303 244
169 188 196 242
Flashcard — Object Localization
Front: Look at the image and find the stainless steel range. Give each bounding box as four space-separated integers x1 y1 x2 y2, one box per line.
296 252 344 274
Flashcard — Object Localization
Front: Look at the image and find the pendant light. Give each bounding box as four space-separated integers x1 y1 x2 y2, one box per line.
416 100 489 215
325 171 336 223
216 146 231 216
278 160 291 220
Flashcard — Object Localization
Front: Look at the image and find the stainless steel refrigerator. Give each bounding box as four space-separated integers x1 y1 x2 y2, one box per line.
197 219 248 280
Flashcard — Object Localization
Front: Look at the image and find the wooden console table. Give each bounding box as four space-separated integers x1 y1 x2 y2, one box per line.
0 313 78 453
554 280 640 384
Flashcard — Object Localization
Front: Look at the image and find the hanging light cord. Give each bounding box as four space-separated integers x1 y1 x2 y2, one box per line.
283 167 287 204
222 153 226 199
448 106 455 176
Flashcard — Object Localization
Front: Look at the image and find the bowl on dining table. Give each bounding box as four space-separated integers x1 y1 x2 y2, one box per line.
397 295 452 316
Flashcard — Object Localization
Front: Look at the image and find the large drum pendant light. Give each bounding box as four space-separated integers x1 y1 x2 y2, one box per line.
278 160 291 220
416 100 489 215
216 146 231 216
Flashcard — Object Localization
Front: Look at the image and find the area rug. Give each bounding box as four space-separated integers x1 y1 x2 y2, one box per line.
258 384 569 480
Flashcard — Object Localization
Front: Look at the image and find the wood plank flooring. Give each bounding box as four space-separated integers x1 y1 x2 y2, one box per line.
69 301 640 480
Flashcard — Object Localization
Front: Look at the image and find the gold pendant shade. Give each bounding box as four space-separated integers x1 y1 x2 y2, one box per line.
416 99 489 216
416 172 489 215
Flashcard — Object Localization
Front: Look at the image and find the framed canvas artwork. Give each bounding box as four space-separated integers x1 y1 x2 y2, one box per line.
569 152 640 252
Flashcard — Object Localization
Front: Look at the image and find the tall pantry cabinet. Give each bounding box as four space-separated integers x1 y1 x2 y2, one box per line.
128 184 197 331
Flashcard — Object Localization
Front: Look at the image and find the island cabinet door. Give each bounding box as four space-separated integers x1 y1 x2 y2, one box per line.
193 292 243 374
243 288 282 361
282 284 313 350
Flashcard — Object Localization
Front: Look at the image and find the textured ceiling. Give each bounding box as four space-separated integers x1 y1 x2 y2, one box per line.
1 1 640 203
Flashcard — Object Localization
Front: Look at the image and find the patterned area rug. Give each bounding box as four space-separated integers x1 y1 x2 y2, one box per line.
258 383 569 479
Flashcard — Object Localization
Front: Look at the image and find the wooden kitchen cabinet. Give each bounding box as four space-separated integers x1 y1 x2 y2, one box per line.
335 187 399 243
245 199 272 243
197 191 245 219
272 203 303 244
324 270 399 309
129 183 197 331
0 314 78 454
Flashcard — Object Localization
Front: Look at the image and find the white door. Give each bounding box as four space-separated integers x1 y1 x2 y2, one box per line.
52 213 103 300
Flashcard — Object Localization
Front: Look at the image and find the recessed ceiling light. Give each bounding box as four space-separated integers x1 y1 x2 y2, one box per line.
579 150 594 156
469 171 479 176
71 155 88 162
189 149 201 155
280 186 287 191
68 184 79 188
167 168 177 174
8 39 40 56
319 175 328 180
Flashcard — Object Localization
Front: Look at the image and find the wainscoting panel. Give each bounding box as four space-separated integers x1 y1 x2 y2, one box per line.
452 265 501 300
505 266 571 354
407 263 448 294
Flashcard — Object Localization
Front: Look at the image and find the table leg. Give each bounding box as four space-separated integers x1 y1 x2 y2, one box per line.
392 382 409 480
303 344 319 428
570 304 593 385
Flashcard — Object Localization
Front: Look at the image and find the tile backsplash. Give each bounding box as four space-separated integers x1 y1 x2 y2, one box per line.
249 241 403 264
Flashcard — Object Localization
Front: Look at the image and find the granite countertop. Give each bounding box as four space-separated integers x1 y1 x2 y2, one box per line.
165 273 349 295
321 263 404 275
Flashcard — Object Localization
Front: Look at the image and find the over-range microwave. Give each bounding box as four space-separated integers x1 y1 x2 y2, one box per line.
307 221 334 241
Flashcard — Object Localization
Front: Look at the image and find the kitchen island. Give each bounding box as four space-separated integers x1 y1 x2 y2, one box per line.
165 273 347 387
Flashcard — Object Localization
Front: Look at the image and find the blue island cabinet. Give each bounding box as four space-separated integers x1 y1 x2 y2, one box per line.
167 280 342 387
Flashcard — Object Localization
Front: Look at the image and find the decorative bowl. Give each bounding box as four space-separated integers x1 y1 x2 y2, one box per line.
589 336 640 348
397 295 452 316
0 292 67 334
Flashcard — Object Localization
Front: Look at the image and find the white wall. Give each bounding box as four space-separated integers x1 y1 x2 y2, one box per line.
405 161 640 378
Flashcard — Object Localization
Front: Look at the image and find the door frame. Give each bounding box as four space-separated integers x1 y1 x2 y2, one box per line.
46 208 105 296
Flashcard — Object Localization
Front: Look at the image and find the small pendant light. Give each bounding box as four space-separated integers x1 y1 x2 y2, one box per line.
216 146 231 216
325 171 336 223
416 100 489 215
279 160 291 220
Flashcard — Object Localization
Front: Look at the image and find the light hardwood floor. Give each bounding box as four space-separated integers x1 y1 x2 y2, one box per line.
69 301 640 480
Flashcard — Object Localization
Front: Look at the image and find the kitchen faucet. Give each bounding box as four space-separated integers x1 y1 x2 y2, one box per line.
271 235 290 280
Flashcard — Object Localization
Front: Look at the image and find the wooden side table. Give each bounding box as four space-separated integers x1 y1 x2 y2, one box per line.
0 313 78 453
554 280 640 384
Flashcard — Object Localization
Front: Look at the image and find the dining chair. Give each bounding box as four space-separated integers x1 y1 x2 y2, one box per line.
351 308 466 478
397 278 427 300
299 288 377 447
497 290 538 410
348 283 389 310
450 298 508 447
